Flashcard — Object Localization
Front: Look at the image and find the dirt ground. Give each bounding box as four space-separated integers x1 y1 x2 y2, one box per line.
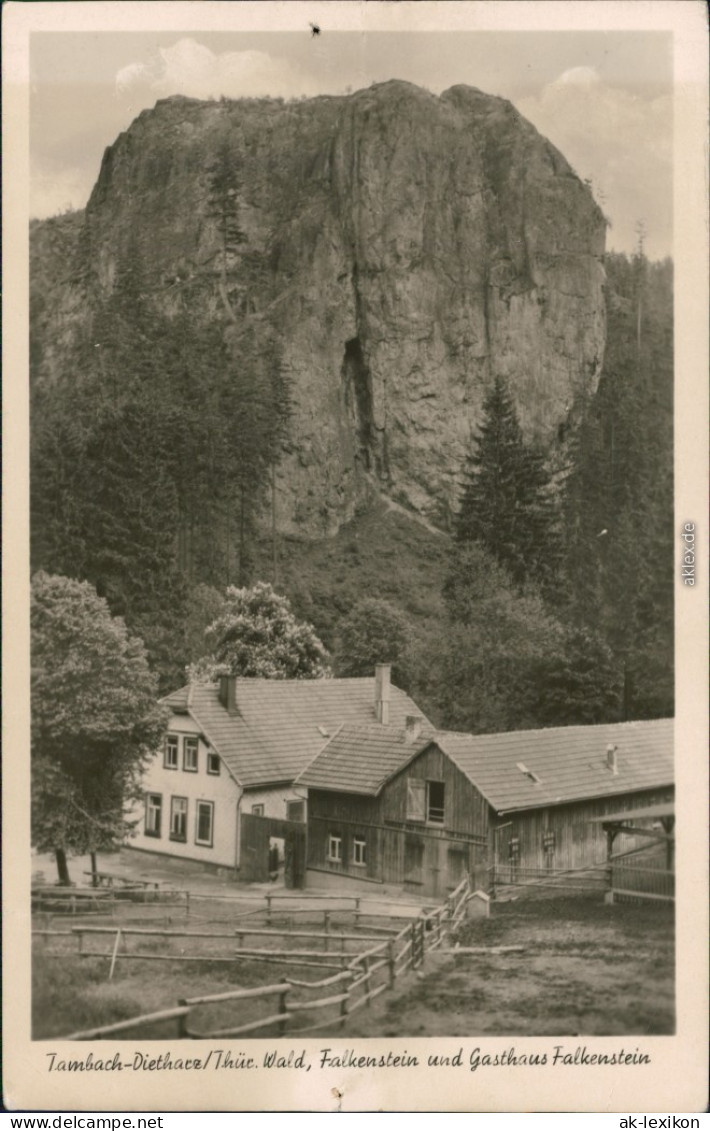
343 896 675 1037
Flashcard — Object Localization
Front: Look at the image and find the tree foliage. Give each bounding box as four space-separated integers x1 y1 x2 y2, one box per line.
562 252 673 718
456 376 560 595
416 544 623 734
425 544 564 732
189 581 330 682
31 572 165 880
31 227 293 689
333 598 413 685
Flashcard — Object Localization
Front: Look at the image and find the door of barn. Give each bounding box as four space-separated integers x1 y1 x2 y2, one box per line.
240 813 306 888
239 813 271 882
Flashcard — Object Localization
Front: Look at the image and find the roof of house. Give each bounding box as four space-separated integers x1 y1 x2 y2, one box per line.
297 722 434 795
161 678 428 789
296 717 674 813
435 719 673 813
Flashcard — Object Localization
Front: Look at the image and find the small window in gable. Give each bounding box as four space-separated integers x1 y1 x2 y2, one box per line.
327 834 342 863
426 781 445 824
251 804 264 816
207 751 221 775
353 838 366 866
183 736 198 772
164 734 179 770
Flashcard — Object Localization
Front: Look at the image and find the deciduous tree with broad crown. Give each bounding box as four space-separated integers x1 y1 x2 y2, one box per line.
31 572 166 884
188 581 330 683
333 598 413 687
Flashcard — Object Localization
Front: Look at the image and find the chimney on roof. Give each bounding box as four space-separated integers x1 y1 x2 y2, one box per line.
374 663 391 725
218 675 238 715
404 715 423 744
606 744 618 775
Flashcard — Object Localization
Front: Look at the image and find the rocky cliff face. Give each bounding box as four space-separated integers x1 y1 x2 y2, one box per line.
31 80 607 536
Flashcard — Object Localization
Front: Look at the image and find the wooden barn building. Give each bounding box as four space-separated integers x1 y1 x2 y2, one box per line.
296 716 674 898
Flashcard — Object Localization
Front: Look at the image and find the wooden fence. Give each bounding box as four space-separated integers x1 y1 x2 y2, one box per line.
489 863 607 895
608 861 675 903
56 877 470 1040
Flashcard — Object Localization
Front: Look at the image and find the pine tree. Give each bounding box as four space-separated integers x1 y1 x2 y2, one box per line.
455 377 560 594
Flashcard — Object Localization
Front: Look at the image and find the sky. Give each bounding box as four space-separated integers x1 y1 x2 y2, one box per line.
30 29 673 258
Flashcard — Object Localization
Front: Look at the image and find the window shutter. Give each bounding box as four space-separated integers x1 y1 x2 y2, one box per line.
406 778 426 821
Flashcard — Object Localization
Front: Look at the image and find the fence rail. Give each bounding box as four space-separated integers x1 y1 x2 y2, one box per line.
54 879 470 1040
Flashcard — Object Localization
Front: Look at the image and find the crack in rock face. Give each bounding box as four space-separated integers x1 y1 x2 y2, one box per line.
31 80 606 538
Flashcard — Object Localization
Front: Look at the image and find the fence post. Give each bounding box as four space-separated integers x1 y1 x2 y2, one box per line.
354 898 361 929
410 923 417 969
185 890 190 921
278 979 289 1036
266 893 273 927
363 956 371 1006
387 939 395 987
323 910 330 952
108 928 122 981
340 971 351 1029
176 1000 189 1039
77 930 83 956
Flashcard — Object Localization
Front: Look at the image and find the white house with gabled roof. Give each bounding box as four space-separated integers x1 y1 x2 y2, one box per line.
126 665 428 878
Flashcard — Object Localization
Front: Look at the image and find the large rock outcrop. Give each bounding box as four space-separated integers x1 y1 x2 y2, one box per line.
31 80 607 535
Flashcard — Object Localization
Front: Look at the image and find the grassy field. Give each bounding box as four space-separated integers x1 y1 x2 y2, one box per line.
33 894 674 1039
345 896 675 1037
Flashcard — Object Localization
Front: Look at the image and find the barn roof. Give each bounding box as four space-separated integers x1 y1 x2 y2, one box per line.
296 717 673 812
435 718 673 813
297 722 434 794
160 678 428 788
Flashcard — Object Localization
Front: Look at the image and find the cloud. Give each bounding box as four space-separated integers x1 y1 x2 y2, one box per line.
116 38 326 102
556 66 601 87
516 70 672 257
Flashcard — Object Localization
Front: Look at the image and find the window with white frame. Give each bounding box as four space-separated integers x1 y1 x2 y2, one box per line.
353 838 367 866
145 793 162 837
195 800 214 847
183 736 198 772
327 834 342 863
207 751 221 775
170 796 188 842
164 734 179 770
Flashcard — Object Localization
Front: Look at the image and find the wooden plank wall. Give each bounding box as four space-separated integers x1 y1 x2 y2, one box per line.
493 787 674 875
306 745 491 896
